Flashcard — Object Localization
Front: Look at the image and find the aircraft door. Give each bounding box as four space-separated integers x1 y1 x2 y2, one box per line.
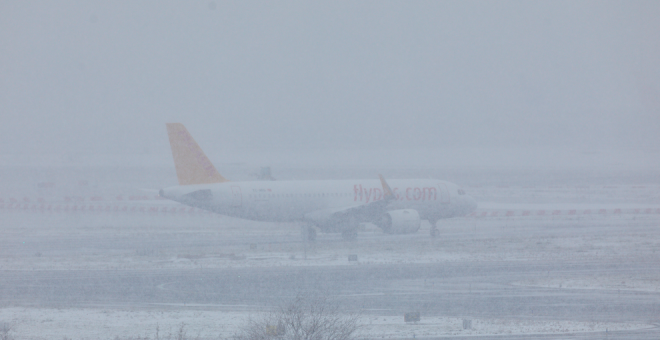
437 183 450 204
231 186 242 207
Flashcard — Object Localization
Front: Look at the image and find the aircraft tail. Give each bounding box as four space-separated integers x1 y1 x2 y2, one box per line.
166 123 230 185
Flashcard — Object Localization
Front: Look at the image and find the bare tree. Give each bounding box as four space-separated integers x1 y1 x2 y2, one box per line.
235 295 360 340
0 323 13 340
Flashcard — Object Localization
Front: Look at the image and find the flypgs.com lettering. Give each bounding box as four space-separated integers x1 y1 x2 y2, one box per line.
353 185 437 202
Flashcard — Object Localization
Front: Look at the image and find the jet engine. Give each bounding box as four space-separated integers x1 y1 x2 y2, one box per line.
378 209 421 234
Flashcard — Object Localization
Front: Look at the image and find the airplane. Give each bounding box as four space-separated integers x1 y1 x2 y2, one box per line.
159 123 477 241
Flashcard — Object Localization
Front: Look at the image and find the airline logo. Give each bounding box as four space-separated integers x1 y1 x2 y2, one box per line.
175 128 217 178
354 184 439 203
166 123 229 185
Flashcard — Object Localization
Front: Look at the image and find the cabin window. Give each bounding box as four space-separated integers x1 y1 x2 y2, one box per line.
458 189 466 195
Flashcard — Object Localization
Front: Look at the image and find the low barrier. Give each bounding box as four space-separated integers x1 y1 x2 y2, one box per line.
468 208 660 218
0 203 212 214
1 201 659 219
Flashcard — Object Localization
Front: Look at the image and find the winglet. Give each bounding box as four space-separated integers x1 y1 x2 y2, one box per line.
379 174 395 200
166 123 230 185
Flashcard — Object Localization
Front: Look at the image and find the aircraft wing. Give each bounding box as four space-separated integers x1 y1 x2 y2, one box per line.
304 174 396 225
304 199 389 223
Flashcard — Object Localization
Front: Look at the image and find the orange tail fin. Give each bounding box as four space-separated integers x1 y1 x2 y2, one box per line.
166 123 229 185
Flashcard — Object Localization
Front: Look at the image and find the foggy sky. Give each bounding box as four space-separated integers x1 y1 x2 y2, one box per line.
1 1 659 167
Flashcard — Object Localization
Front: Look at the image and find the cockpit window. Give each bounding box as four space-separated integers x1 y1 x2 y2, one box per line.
457 189 466 195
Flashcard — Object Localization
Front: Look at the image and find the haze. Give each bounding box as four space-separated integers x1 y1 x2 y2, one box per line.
1 1 658 171
3 3 660 339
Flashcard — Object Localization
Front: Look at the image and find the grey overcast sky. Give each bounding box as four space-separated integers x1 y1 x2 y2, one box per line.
1 1 659 165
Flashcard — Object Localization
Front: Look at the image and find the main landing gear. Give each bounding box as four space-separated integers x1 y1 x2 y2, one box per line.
301 225 317 242
341 228 358 241
302 219 359 242
341 216 359 241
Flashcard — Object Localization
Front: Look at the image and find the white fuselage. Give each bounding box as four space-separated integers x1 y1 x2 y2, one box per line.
160 179 477 228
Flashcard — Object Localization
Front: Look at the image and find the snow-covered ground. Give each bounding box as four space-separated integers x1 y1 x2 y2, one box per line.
0 307 651 340
1 211 658 339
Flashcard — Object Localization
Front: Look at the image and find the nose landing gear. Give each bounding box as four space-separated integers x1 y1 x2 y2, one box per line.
429 219 438 238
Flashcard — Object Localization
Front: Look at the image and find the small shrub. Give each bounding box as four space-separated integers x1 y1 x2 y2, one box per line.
0 323 13 340
235 295 360 340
